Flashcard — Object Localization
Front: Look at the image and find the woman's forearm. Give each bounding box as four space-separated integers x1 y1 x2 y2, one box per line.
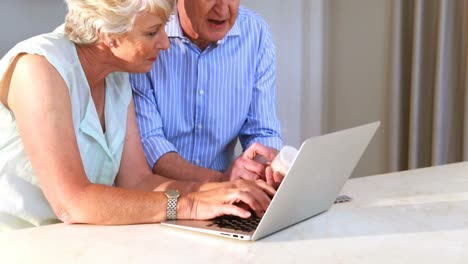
60 183 194 225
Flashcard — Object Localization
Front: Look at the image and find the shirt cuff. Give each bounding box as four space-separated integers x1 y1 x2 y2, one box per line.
245 136 284 152
141 137 178 169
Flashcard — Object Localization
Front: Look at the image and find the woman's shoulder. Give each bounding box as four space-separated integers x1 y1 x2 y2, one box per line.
6 29 77 69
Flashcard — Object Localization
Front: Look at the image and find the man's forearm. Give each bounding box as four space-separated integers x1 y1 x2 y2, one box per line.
153 152 226 182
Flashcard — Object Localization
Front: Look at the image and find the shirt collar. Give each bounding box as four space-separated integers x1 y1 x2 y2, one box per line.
165 10 241 44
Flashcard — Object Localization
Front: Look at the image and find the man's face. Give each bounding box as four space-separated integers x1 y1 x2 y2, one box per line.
178 0 240 49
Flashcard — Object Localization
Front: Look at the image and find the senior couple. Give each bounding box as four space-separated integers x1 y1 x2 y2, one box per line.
0 0 284 230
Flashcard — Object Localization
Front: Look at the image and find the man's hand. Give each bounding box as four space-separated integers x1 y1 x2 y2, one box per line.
223 142 278 182
264 166 284 189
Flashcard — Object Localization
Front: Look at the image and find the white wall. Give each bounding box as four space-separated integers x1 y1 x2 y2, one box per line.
326 0 392 177
0 0 66 56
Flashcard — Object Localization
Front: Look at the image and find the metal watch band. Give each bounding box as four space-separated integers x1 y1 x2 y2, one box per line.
165 189 179 220
166 196 177 220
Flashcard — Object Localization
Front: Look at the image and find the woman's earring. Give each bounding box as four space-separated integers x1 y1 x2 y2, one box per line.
109 42 115 47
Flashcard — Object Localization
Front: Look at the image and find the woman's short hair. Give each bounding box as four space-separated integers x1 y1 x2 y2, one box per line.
64 0 175 45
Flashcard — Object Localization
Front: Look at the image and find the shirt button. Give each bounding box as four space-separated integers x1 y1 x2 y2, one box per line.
195 159 200 164
199 90 204 95
198 124 203 129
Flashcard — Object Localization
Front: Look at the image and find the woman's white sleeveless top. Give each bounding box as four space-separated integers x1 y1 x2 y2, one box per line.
0 29 131 231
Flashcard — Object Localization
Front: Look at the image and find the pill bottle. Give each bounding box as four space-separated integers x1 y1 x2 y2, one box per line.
270 145 298 175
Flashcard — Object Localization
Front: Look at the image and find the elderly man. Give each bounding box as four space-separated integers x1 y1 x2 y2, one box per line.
130 0 283 186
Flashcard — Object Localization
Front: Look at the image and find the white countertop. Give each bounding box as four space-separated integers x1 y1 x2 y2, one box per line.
1 162 468 263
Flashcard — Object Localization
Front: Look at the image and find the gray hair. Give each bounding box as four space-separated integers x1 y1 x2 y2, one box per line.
64 0 175 45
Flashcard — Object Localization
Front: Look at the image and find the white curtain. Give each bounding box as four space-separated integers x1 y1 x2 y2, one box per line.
389 0 468 171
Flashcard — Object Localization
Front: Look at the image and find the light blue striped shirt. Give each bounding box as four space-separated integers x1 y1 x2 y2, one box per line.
130 6 283 173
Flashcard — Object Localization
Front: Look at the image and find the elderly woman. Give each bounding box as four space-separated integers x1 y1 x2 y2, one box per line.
0 0 274 231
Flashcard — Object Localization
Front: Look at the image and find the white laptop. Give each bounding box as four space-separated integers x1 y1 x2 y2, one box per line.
161 121 380 241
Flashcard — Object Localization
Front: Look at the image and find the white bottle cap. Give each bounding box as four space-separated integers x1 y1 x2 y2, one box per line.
271 145 298 175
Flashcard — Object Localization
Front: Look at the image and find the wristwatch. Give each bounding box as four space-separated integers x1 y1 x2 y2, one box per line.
164 189 180 220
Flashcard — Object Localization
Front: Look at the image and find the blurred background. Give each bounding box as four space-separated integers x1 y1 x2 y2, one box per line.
1 0 467 178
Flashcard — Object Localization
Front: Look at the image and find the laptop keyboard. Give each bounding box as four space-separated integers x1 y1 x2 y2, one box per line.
206 195 352 233
208 214 261 233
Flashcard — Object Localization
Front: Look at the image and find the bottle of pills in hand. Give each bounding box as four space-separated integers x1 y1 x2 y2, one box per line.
270 145 298 175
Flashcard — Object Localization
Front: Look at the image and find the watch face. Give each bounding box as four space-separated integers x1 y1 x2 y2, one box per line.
166 189 180 198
